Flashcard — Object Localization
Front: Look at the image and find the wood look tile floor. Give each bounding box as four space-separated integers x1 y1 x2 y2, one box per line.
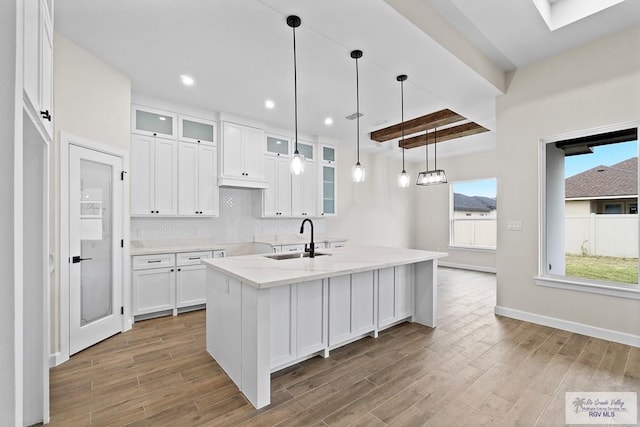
49 268 640 426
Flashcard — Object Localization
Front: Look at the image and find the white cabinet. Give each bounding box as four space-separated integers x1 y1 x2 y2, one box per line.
296 280 327 356
23 0 53 140
377 265 414 329
292 161 317 217
176 251 220 308
271 244 307 254
219 122 266 188
132 105 177 139
178 114 216 145
263 155 291 217
131 135 178 216
328 272 375 347
320 145 337 216
133 250 223 319
132 254 176 316
178 142 219 216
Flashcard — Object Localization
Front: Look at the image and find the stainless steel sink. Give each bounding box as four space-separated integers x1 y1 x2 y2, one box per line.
264 252 330 260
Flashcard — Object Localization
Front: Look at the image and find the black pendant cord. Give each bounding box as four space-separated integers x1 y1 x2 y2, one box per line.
355 55 360 165
400 79 405 172
292 24 299 154
434 127 438 170
425 130 429 170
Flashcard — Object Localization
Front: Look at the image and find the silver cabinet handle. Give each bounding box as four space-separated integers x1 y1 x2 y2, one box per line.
188 256 201 260
147 259 162 263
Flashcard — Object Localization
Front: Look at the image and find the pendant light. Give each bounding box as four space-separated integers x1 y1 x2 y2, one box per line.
416 127 447 186
417 130 430 185
287 15 304 175
397 74 410 188
351 49 365 183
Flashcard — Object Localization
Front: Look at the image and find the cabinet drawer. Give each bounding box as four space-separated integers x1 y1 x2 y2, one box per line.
133 253 175 270
177 251 213 266
280 244 306 253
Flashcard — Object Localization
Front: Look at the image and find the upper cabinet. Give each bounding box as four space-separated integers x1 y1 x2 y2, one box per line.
321 145 337 216
219 121 267 188
131 135 178 216
132 105 177 139
23 0 53 140
263 135 291 217
178 115 217 145
292 142 317 217
178 141 219 216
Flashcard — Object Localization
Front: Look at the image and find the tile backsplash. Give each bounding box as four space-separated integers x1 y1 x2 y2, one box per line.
131 188 327 243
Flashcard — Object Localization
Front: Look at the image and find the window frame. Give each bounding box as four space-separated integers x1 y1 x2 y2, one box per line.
449 178 497 252
536 120 640 299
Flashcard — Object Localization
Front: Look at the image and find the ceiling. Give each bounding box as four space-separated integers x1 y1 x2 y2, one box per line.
54 0 640 161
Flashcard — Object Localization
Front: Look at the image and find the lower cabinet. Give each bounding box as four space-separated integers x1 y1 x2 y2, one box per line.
133 249 224 319
328 271 375 347
377 265 415 329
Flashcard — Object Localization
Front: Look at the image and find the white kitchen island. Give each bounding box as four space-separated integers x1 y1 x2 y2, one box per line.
202 245 447 409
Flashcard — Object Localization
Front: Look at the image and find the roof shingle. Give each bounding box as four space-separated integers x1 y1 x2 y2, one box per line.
565 157 637 198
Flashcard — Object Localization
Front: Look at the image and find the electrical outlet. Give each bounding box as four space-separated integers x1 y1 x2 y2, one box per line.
507 221 523 231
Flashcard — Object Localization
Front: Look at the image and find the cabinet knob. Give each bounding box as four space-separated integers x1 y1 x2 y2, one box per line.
177 268 181 271
153 132 157 136
170 268 174 272
197 140 201 143
40 110 51 121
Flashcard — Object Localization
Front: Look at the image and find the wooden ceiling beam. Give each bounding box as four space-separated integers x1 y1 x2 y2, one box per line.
399 122 489 149
370 108 464 142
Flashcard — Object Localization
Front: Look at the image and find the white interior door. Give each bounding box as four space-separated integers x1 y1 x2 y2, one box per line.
69 145 123 355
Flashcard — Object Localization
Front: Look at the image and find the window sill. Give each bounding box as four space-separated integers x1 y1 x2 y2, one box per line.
448 245 496 253
535 275 640 300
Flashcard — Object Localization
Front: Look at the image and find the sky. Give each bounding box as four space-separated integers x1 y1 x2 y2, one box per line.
452 140 638 198
565 140 638 178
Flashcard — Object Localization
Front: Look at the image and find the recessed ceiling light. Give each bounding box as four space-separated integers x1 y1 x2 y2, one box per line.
265 100 275 109
324 117 333 126
180 74 195 86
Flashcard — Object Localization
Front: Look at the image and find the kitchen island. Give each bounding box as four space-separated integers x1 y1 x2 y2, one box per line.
202 245 447 409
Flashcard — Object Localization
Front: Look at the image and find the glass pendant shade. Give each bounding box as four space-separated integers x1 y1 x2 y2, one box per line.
417 169 447 185
352 162 365 182
398 170 410 187
290 151 305 175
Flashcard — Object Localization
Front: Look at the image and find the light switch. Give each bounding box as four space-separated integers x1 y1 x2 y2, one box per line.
507 221 523 231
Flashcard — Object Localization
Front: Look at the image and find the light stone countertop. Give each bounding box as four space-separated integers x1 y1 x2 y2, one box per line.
253 234 348 246
202 245 447 289
130 239 226 256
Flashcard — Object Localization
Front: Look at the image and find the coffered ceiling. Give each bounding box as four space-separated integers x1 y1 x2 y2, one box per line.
54 0 640 161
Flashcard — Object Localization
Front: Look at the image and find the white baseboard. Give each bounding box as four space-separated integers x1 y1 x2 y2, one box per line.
49 352 69 367
439 261 496 274
494 306 640 348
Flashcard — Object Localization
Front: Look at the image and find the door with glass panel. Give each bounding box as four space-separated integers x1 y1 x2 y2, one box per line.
69 145 123 354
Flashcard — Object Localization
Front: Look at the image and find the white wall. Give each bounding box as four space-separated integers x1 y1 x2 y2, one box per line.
325 146 415 248
496 27 640 336
52 33 131 354
1 1 19 423
412 149 498 271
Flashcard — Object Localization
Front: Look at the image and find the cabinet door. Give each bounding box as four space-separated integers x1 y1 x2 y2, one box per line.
130 135 154 215
263 156 278 216
378 267 395 328
322 165 336 215
243 126 264 179
276 157 291 216
328 276 351 347
351 271 375 335
296 280 326 357
179 115 216 145
176 265 207 308
395 265 414 320
133 268 175 316
132 105 176 138
270 284 297 369
291 172 303 217
302 162 317 216
221 122 244 178
23 0 39 111
40 9 53 139
198 144 219 216
153 137 178 215
178 142 198 215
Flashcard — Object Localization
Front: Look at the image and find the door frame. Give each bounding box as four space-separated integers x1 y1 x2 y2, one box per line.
58 132 130 365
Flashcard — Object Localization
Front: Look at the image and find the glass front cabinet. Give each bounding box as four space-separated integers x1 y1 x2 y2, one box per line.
321 145 336 216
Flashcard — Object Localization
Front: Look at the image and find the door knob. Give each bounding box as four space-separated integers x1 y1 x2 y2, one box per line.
72 256 92 263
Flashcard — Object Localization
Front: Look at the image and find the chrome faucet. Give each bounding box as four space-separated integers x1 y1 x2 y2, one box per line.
299 218 315 258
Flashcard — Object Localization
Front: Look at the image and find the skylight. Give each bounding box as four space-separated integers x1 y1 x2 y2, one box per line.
531 0 628 30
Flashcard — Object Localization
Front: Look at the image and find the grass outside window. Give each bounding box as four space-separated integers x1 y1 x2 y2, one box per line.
565 254 638 285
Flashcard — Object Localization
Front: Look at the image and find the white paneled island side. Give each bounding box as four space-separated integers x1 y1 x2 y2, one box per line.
202 245 447 409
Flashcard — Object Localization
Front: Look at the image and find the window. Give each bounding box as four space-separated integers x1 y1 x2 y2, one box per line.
450 178 497 249
540 124 639 293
